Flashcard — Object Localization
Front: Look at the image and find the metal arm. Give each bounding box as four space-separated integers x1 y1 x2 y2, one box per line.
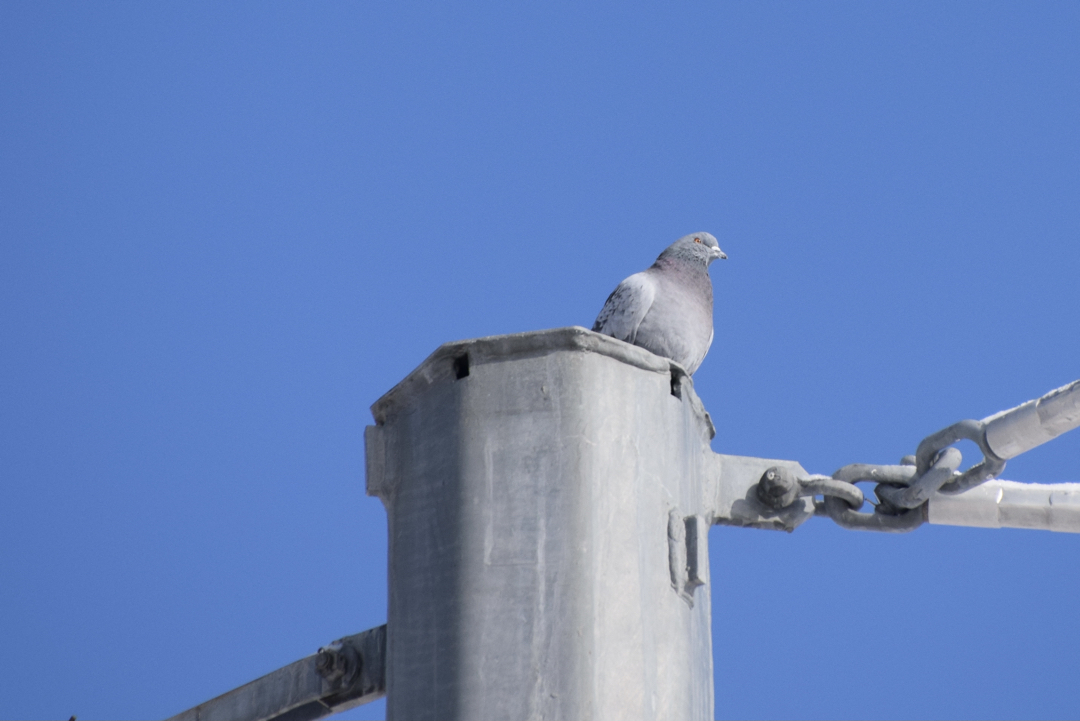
165 625 386 721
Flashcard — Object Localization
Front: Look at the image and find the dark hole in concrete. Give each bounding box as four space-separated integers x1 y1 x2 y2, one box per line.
453 354 470 380
670 369 682 399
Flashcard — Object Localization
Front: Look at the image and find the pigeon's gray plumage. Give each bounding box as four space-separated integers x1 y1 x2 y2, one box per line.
592 232 726 375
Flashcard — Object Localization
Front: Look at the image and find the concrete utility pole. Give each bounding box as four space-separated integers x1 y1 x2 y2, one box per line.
167 326 1080 721
365 327 730 720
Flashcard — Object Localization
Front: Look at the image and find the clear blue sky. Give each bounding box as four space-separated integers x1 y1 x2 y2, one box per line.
2 3 1078 720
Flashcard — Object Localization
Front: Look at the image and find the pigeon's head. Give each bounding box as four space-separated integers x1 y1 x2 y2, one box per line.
659 232 727 266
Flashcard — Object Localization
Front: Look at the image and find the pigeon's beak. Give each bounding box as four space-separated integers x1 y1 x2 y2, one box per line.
714 248 727 260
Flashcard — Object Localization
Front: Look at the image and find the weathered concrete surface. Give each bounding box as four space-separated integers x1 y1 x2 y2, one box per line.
366 327 718 720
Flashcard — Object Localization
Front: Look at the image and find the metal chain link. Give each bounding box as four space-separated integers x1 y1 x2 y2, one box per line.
755 379 1080 533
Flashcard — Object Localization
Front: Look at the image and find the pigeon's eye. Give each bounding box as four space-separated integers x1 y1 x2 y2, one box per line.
694 237 701 243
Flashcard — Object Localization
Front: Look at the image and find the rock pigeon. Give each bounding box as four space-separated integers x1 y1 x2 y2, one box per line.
592 232 726 375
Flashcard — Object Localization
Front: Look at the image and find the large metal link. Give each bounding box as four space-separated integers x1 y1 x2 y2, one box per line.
756 467 864 510
915 419 1005 495
876 447 962 510
799 474 863 509
819 463 924 532
818 495 926 532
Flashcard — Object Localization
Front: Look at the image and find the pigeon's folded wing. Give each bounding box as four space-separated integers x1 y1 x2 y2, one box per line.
592 271 656 345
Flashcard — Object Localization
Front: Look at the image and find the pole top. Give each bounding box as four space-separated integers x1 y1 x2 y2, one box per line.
370 326 690 426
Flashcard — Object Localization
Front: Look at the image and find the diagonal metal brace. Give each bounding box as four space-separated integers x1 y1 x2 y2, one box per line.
165 625 386 721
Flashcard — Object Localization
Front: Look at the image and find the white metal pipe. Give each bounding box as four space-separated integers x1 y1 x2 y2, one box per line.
928 480 1080 533
983 380 1080 460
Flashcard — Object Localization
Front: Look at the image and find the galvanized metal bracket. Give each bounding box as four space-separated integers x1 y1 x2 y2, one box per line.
709 453 815 532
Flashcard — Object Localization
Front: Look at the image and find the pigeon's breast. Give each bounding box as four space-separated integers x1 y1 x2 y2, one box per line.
634 265 714 374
